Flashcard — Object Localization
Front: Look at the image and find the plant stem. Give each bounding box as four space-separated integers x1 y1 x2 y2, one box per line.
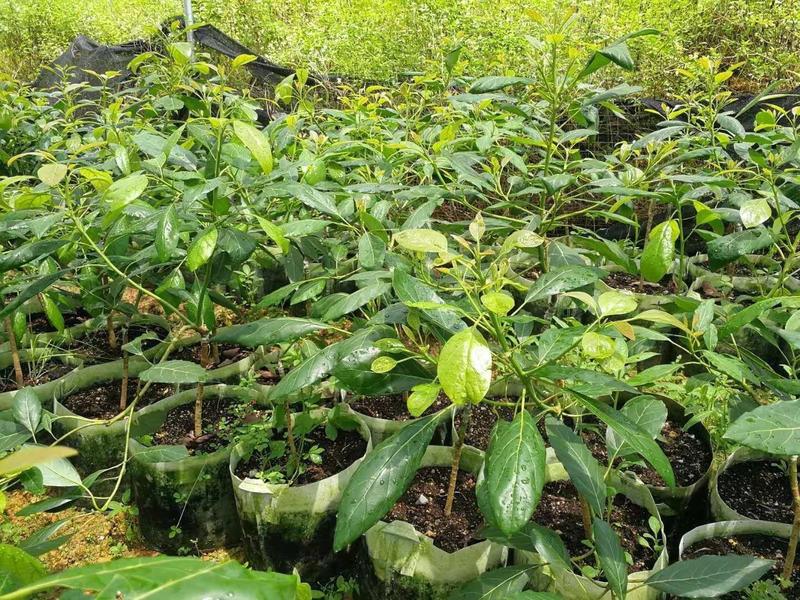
580 495 593 541
4 317 24 388
285 398 298 474
194 335 210 437
107 313 117 350
445 404 473 517
782 455 800 585
119 328 129 411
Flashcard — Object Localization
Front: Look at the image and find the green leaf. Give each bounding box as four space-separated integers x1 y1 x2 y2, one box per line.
156 205 179 262
598 291 638 317
358 233 386 270
270 343 340 400
256 216 290 254
0 445 76 476
102 173 148 212
139 360 208 384
0 543 46 594
1 556 309 600
392 270 466 334
606 396 667 457
484 522 571 572
12 389 41 436
186 226 218 272
393 229 448 254
233 120 273 175
0 240 65 273
322 282 391 321
524 266 605 304
627 364 681 387
370 356 397 373
212 318 327 348
407 383 441 417
41 293 64 333
725 400 800 455
481 291 515 316
32 449 82 488
581 332 616 360
438 328 492 405
593 518 628 600
285 182 340 218
447 565 530 599
641 220 678 283
645 555 774 598
545 417 606 516
740 198 771 228
468 76 533 93
707 228 773 269
0 271 66 319
568 389 676 487
37 164 68 187
485 412 547 535
334 413 444 550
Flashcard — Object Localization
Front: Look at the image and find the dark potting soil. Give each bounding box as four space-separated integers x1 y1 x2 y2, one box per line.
605 272 674 295
0 361 73 393
432 201 478 223
683 535 800 599
61 379 174 420
68 325 164 362
27 310 91 334
534 480 656 573
349 393 449 421
717 460 793 524
171 343 250 368
152 396 253 454
386 466 483 553
235 426 367 486
455 403 516 450
581 420 712 487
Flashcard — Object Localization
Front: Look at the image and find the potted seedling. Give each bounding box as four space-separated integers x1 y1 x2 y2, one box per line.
724 399 800 588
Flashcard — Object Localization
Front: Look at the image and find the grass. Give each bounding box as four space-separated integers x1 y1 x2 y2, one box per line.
1 0 799 95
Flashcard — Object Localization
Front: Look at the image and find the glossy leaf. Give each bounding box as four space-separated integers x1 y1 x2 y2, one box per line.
186 226 218 272
233 120 273 175
12 388 41 436
438 328 492 405
725 400 800 456
0 445 77 476
481 291 514 316
393 228 448 254
322 282 391 321
448 565 530 599
641 220 678 283
334 413 444 550
545 417 606 516
524 266 605 304
1 556 309 600
645 555 773 598
569 390 676 487
606 396 667 457
212 318 327 348
0 543 46 594
407 383 441 417
392 270 466 334
593 518 628 600
485 412 547 534
707 228 773 269
156 205 179 262
102 173 148 212
0 240 65 272
139 360 208 384
358 232 386 270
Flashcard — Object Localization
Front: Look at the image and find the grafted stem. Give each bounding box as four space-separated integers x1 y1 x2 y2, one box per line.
445 404 473 517
782 456 800 585
4 317 24 388
194 335 210 437
119 328 129 411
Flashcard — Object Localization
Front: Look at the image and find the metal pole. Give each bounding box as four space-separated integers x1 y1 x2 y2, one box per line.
182 0 195 58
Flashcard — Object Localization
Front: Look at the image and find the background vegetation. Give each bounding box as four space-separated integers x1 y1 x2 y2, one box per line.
1 0 798 94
